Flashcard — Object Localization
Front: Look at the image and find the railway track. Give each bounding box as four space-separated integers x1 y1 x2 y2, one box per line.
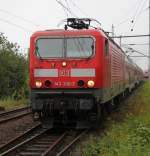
0 123 87 156
0 106 31 124
56 130 87 156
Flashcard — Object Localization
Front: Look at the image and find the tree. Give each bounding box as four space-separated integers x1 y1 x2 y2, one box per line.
0 33 28 99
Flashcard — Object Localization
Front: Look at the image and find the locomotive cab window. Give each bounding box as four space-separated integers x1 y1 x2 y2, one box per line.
66 37 94 58
35 37 94 59
36 38 64 58
104 39 109 55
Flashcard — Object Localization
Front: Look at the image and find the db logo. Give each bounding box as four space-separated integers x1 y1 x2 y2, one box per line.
59 69 70 77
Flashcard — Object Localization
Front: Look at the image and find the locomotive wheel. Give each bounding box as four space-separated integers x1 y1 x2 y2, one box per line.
90 103 102 128
105 99 114 114
101 104 108 119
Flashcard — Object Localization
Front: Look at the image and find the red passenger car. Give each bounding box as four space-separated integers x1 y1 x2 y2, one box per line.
29 18 143 128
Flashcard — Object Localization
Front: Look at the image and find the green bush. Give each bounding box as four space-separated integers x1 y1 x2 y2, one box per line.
0 33 28 99
82 83 150 156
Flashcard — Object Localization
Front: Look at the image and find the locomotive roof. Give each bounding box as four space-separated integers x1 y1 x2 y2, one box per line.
31 28 105 37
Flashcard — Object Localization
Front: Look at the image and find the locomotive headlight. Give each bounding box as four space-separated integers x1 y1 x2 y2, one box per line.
87 80 95 88
62 61 67 67
35 81 42 88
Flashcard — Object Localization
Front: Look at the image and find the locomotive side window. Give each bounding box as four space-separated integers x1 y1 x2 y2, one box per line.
104 39 109 55
36 38 63 58
66 37 94 58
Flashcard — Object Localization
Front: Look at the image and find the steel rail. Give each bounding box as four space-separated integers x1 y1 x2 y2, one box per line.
0 128 87 156
0 106 31 124
0 123 41 153
0 106 30 117
56 130 87 156
0 126 51 156
41 132 67 156
0 125 67 156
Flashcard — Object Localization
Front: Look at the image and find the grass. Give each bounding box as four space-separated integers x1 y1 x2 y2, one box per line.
0 98 29 110
82 82 150 156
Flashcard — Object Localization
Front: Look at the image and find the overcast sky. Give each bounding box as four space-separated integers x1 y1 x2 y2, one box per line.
0 0 149 70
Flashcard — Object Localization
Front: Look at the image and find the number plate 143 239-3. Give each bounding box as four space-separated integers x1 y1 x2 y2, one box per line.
54 81 75 87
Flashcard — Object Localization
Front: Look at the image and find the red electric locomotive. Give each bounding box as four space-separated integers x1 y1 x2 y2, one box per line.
29 18 143 128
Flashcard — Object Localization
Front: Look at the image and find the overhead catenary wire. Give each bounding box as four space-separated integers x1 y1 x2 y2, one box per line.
115 0 143 27
115 0 148 34
131 0 146 23
129 48 148 57
0 8 40 28
130 0 148 31
62 5 69 18
112 34 150 47
113 0 148 43
129 55 149 57
69 0 89 17
112 34 150 38
122 43 149 46
123 46 149 61
124 45 149 58
64 0 70 17
0 17 33 32
64 0 71 11
55 0 77 17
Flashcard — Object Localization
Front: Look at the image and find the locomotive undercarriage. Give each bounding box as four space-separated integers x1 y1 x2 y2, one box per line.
31 89 100 129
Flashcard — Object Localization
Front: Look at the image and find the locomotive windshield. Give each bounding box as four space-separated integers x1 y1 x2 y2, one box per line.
36 37 94 58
